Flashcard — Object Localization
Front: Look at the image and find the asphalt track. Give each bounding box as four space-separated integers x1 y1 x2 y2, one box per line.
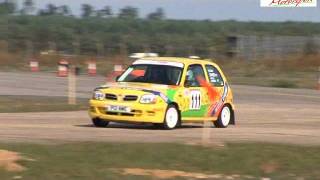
0 72 319 145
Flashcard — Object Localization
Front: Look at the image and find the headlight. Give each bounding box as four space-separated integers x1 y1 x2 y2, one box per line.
140 94 157 104
93 90 105 100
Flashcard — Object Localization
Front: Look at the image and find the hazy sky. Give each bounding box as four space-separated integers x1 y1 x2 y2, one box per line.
16 0 320 22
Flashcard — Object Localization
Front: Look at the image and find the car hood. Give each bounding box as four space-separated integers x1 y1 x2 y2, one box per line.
96 82 179 95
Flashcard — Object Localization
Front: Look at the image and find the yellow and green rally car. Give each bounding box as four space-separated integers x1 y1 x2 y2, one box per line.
89 57 235 129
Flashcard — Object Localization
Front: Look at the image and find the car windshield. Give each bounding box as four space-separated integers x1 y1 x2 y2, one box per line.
117 64 182 85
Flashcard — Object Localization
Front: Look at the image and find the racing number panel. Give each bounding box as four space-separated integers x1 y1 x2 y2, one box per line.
189 90 201 110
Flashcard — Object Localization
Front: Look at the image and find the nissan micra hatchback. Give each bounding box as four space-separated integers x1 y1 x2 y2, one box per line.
89 57 235 129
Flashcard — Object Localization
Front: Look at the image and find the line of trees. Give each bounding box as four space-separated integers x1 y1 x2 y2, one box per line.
1 0 320 58
0 0 165 20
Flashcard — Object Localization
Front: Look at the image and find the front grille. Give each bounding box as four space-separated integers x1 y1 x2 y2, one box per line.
105 94 138 102
123 95 138 101
120 113 134 116
105 93 117 100
106 112 118 115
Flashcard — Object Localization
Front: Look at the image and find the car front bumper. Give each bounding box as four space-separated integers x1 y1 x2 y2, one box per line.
89 99 167 123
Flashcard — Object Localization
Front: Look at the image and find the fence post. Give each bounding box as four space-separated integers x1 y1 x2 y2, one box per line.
317 66 320 90
96 42 104 58
201 121 211 146
68 66 77 105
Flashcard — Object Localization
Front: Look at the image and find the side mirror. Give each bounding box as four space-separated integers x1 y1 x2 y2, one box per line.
115 75 121 82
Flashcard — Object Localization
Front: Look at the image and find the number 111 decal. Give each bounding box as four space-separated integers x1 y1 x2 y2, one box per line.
189 90 201 110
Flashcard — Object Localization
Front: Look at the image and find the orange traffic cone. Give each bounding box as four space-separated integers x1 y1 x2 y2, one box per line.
57 60 69 77
88 61 97 76
29 60 39 72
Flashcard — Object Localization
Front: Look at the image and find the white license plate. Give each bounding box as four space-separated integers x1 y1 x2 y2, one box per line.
106 105 131 113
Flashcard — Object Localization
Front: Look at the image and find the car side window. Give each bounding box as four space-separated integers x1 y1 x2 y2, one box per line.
185 64 206 87
205 65 224 87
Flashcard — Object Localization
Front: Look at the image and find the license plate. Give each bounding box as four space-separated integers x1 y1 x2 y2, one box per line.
106 105 131 113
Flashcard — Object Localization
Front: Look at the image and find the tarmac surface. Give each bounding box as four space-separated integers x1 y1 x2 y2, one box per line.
0 72 320 145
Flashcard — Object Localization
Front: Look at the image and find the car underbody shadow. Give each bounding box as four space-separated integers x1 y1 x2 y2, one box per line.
74 123 205 130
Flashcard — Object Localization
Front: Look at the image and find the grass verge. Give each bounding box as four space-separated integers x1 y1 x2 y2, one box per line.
0 142 319 180
0 95 88 113
270 79 298 88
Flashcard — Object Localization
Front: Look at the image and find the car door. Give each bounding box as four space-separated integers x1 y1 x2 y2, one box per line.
204 64 228 117
181 64 210 118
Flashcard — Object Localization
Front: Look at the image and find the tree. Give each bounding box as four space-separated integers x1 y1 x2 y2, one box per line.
58 5 71 16
23 0 34 7
39 4 71 16
96 6 112 18
21 0 35 15
38 4 57 16
0 0 16 15
118 6 138 19
147 8 165 20
47 4 57 15
81 4 94 18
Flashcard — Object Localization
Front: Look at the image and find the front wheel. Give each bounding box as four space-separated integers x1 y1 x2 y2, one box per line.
92 118 109 128
163 105 180 130
214 105 231 128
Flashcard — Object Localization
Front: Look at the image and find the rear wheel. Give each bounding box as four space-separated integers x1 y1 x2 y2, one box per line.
163 105 180 130
92 118 109 128
214 105 231 128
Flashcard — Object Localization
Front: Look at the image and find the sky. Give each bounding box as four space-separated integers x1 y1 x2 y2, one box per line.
15 0 320 22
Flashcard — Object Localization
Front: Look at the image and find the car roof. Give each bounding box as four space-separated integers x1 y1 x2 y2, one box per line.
140 57 218 67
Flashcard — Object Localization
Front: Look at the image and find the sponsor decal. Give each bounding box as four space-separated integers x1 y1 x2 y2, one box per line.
142 89 170 103
261 0 317 7
208 83 228 117
197 76 228 117
131 69 146 77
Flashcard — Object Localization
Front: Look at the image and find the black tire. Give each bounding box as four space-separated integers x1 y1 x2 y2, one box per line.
92 118 109 128
162 105 180 130
214 105 232 128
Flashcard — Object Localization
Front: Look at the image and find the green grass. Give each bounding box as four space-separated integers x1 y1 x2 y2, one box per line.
0 95 88 113
0 142 319 180
222 63 319 89
228 72 317 89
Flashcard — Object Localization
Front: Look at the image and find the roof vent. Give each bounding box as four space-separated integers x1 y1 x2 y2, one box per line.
189 56 201 59
129 53 159 59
